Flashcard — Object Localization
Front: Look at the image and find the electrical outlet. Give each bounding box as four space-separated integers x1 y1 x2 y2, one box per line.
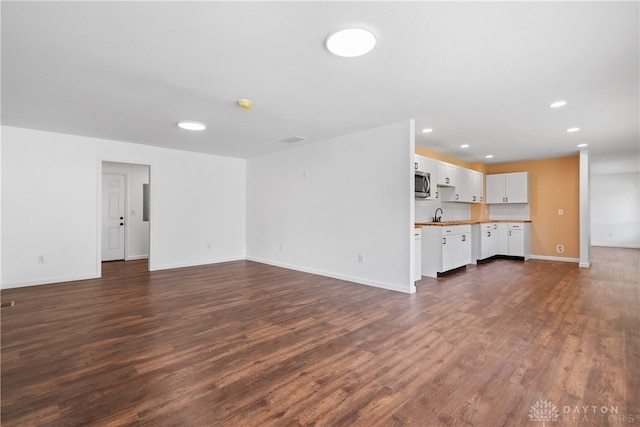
558 209 564 216
358 254 365 263
38 255 46 263
556 245 564 254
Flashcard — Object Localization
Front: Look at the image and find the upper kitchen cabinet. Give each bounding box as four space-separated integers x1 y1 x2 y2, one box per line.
470 170 484 203
486 172 529 204
450 167 484 204
436 161 457 186
414 154 428 173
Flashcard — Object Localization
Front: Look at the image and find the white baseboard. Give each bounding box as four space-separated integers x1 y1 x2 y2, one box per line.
530 255 580 263
125 255 149 261
2 273 100 290
246 256 415 294
592 243 640 249
149 256 245 272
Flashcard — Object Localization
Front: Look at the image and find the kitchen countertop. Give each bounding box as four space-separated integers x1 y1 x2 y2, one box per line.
415 219 532 227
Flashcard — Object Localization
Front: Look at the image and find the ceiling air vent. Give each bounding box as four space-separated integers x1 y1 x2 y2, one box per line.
280 136 306 144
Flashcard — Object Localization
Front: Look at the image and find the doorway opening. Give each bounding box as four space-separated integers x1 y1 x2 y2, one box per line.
100 161 151 270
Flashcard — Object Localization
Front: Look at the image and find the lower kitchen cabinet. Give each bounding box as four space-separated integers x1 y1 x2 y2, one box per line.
505 222 531 259
492 222 531 261
421 225 472 278
478 222 499 261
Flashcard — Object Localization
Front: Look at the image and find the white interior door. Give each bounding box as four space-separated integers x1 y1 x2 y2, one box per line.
102 174 126 261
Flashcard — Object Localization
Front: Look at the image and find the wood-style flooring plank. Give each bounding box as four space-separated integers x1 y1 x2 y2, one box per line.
1 247 639 426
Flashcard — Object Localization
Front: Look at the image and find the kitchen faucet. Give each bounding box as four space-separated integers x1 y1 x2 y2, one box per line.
433 208 443 223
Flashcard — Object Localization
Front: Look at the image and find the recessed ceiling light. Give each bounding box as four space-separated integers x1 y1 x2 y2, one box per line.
549 100 567 108
178 121 206 131
485 155 494 159
567 127 580 133
422 128 433 133
577 143 588 148
326 28 376 57
460 144 469 148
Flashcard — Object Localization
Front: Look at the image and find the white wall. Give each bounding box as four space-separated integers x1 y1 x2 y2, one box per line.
1 126 246 288
246 121 415 294
591 171 640 248
102 161 150 260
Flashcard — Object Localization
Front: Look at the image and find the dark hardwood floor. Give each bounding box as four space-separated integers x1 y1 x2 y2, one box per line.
1 247 638 426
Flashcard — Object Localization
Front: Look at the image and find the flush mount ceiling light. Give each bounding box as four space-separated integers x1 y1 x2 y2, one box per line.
567 127 580 133
326 28 376 57
460 144 470 148
549 100 567 108
422 128 433 133
577 143 589 148
178 121 206 131
485 155 494 159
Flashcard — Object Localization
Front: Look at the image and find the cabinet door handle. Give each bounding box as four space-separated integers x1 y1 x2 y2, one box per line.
473 196 476 201
415 162 418 170
480 196 483 202
435 191 439 199
443 237 446 245
487 231 491 237
461 235 466 242
456 194 459 200
505 196 508 202
446 177 450 184
509 231 512 236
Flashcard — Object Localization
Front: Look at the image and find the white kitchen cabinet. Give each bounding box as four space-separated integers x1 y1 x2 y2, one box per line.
486 172 529 204
414 154 428 173
478 222 499 260
451 167 470 202
497 223 509 255
506 223 531 259
446 167 484 204
414 229 422 281
421 225 472 277
470 170 484 203
436 161 457 186
494 222 531 259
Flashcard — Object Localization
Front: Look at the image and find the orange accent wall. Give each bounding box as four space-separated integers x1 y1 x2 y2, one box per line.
416 146 580 258
487 156 580 259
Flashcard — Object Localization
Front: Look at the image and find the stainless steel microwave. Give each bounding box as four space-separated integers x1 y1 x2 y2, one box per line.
415 171 430 198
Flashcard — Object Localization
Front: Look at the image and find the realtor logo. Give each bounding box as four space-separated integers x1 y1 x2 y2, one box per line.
529 400 560 426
